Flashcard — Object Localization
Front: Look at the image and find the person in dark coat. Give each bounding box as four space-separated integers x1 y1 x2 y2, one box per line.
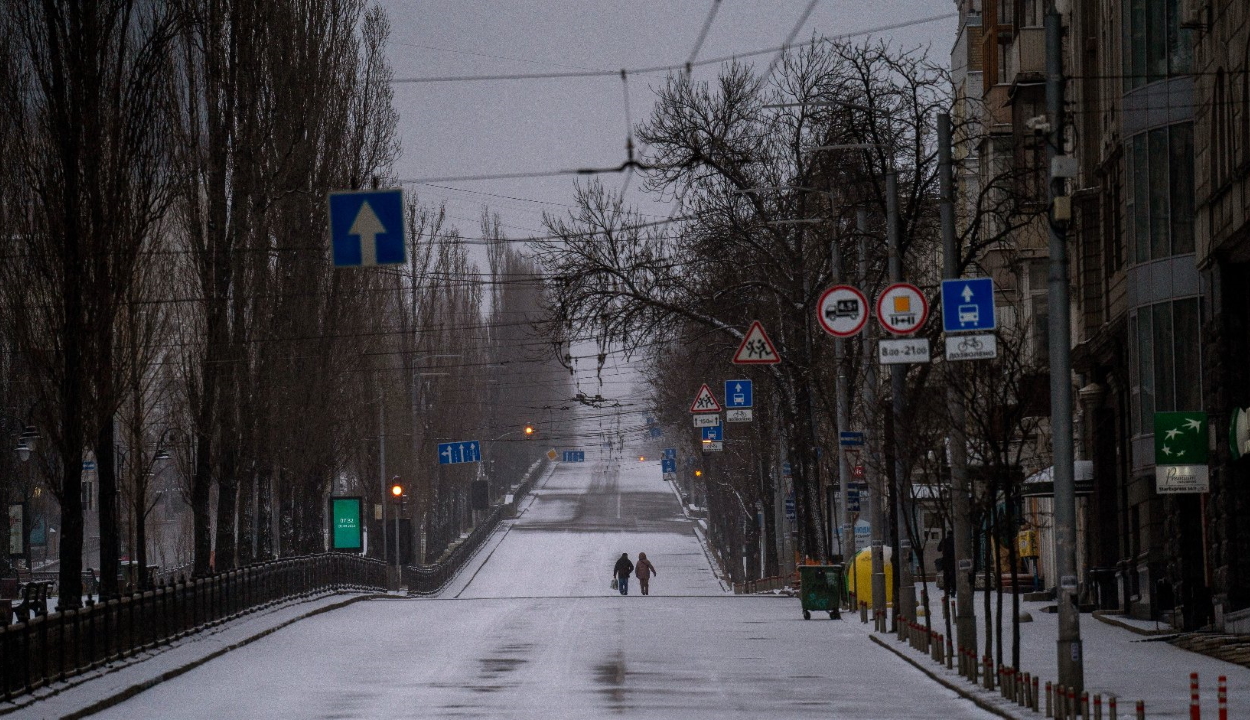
613 553 634 595
635 552 657 595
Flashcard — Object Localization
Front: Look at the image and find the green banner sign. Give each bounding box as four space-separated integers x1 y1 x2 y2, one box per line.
330 497 363 552
1154 412 1209 494
1154 411 1208 465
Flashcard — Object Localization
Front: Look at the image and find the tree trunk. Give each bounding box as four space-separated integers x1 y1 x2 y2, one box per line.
96 421 120 598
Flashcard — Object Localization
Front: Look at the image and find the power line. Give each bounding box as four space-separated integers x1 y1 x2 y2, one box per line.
388 13 958 84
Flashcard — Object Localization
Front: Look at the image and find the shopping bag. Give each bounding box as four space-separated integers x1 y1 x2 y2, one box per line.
610 577 618 590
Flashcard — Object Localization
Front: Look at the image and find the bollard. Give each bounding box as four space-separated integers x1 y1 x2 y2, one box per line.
1082 691 1089 720
860 601 868 623
1033 675 1040 712
1094 693 1102 720
1056 685 1065 720
998 665 1006 697
946 634 954 669
1191 672 1200 720
1046 681 1053 718
1218 675 1227 720
984 656 994 690
1109 695 1117 720
1068 686 1077 720
1136 700 1145 720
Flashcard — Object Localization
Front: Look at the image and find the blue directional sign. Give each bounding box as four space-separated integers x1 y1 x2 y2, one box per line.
328 189 406 267
662 458 677 473
437 440 482 465
562 450 586 463
846 488 861 513
784 491 796 520
701 426 723 442
724 379 754 409
839 431 866 447
663 448 677 460
941 277 996 333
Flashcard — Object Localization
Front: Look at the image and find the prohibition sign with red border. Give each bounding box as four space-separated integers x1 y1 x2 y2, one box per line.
816 285 869 337
875 282 929 335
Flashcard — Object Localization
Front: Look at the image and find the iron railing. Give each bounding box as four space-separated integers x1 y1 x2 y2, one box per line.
0 553 387 701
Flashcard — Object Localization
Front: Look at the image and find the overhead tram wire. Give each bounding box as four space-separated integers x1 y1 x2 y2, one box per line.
389 12 957 85
765 0 820 77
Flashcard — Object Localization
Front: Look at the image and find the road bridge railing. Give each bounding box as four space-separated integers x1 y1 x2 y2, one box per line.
0 553 387 702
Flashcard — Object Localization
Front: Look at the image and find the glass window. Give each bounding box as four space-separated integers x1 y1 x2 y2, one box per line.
1148 128 1170 260
1152 302 1175 412
1173 298 1202 411
1123 0 1189 90
1127 123 1194 262
1169 124 1194 254
1129 314 1141 436
1133 135 1149 263
1130 299 1204 437
1136 307 1155 432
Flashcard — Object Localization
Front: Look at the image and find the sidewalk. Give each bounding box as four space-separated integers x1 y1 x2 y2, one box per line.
1 591 387 720
851 588 1250 719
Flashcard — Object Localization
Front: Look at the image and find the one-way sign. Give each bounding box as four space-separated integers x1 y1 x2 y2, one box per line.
329 189 406 267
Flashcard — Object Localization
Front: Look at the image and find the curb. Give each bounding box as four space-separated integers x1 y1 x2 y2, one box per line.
1091 609 1176 637
869 634 1021 720
18 593 383 720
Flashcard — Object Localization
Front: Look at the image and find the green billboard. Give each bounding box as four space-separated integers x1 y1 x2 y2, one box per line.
330 496 363 552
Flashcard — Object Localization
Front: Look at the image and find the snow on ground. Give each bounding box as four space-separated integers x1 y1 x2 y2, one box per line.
867 586 1250 719
88 459 996 719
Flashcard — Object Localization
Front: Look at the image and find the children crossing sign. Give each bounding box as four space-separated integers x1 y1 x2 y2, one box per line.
732 321 781 364
689 384 721 413
1154 411 1209 494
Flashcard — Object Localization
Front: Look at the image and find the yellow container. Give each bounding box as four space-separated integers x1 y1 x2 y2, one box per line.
847 545 894 607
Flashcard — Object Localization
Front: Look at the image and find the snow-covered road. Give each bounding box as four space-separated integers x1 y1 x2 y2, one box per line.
90 459 993 719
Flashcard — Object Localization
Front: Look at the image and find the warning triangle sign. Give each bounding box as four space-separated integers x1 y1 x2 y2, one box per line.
689 383 722 413
732 320 781 365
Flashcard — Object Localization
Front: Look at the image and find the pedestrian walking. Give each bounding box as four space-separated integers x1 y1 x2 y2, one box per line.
635 553 657 595
613 553 634 595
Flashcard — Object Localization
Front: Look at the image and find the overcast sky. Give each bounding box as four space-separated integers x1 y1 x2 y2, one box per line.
375 1 957 433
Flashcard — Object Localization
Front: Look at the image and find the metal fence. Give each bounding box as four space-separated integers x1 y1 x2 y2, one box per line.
403 458 547 595
0 553 387 700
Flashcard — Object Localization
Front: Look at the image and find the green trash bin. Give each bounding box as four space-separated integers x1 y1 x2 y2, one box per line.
798 565 844 620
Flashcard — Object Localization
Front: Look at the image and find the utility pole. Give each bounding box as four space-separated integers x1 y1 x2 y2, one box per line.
860 209 887 632
379 395 387 565
886 171 916 630
939 112 977 676
832 223 854 578
1046 5 1083 695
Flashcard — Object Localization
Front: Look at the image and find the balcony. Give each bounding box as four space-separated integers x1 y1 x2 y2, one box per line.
1007 27 1046 90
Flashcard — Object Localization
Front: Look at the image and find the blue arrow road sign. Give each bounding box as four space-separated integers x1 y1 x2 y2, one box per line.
662 458 677 473
329 189 406 267
839 431 866 447
724 379 754 408
562 450 585 462
941 277 996 333
701 426 723 442
438 440 481 465
663 448 677 460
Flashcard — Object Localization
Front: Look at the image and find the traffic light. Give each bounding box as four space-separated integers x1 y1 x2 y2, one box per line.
694 469 703 478
639 455 646 462
390 482 403 502
524 424 535 437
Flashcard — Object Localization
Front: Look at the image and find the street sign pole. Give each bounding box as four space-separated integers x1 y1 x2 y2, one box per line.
832 227 853 570
887 171 916 632
861 209 888 632
940 112 977 675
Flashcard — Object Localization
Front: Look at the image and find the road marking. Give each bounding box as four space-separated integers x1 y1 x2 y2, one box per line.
617 493 622 519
